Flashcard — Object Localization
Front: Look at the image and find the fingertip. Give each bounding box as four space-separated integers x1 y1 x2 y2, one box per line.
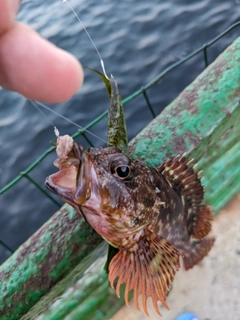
0 22 84 103
46 47 84 103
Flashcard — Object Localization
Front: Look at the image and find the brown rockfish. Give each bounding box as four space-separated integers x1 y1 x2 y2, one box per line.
45 134 215 316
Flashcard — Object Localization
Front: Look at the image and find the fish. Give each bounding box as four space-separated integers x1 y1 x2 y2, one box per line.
45 134 215 316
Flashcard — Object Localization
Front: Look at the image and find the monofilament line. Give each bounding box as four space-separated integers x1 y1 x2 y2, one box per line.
30 100 60 137
32 100 107 144
62 0 109 79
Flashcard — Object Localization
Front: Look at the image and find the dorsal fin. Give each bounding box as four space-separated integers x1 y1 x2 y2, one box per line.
157 155 213 238
108 231 182 316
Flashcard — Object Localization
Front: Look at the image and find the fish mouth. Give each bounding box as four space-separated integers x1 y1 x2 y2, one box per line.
45 136 97 206
45 165 78 204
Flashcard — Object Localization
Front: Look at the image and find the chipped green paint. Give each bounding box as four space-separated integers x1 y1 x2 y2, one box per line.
0 205 102 320
24 245 130 320
63 281 109 320
0 37 240 319
188 102 240 207
22 243 109 320
129 37 240 167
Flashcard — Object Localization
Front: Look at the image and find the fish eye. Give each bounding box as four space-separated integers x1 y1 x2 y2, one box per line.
110 156 134 180
115 165 131 178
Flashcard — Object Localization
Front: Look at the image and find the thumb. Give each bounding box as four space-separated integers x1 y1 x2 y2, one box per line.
0 0 20 35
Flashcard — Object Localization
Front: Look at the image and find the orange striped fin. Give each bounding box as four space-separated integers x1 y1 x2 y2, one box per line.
108 233 181 316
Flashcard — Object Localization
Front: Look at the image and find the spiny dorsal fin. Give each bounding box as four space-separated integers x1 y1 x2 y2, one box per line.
157 155 213 238
108 232 181 316
157 154 204 206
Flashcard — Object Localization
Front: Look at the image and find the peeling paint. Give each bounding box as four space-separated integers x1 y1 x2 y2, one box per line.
0 205 102 319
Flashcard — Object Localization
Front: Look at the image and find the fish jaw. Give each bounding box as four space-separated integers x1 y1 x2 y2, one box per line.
45 165 78 205
45 135 87 207
46 152 119 242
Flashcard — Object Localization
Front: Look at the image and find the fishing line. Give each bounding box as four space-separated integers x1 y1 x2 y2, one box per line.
32 100 108 144
30 0 110 144
62 0 109 79
30 100 60 137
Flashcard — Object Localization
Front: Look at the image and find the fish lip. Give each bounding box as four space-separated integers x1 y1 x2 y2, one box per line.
45 176 59 195
45 135 85 205
74 152 98 205
45 174 77 204
45 150 97 206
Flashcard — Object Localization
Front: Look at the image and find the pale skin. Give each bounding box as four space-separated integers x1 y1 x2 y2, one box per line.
0 0 84 103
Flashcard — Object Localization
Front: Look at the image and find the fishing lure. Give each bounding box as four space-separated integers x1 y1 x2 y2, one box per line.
45 76 215 316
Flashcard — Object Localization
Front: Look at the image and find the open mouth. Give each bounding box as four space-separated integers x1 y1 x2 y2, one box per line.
45 135 82 204
45 134 97 206
45 164 78 204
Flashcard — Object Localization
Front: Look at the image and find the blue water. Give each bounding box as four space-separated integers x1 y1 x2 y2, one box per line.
0 0 239 263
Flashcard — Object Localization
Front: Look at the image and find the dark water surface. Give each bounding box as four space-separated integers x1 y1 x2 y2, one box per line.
0 0 239 263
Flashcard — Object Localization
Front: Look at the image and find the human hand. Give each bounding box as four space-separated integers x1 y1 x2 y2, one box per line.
0 0 84 103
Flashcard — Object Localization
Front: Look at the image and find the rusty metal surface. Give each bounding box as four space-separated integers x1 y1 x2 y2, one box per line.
129 37 240 167
0 205 102 319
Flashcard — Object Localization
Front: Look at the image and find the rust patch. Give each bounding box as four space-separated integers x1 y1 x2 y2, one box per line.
181 90 199 115
173 137 187 154
228 79 240 101
213 60 226 78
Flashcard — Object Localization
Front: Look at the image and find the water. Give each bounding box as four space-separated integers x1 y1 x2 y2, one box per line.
0 0 239 263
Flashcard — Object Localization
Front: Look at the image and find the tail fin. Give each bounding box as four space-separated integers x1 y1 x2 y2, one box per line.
182 236 215 270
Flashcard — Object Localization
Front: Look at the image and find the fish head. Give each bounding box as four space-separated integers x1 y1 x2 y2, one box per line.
45 135 157 244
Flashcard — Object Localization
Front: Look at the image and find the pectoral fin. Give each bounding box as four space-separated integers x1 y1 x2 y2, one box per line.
108 232 181 316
